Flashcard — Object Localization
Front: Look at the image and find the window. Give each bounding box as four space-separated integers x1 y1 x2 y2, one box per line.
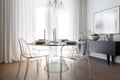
35 8 73 41
35 8 47 39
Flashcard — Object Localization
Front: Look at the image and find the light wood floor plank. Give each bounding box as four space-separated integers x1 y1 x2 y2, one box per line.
0 57 120 80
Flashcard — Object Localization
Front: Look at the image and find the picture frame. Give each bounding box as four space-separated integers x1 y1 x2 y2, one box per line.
94 6 120 34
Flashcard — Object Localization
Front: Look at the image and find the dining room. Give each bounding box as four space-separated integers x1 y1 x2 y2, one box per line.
1 0 120 80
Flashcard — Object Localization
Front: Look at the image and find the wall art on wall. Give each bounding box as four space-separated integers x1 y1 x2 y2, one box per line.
94 6 120 34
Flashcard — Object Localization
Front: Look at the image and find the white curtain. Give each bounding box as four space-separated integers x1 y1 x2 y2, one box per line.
0 0 85 63
0 0 5 63
0 0 19 63
57 0 82 40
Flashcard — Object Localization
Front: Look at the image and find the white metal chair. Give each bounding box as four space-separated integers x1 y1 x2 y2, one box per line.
61 41 93 80
17 38 49 80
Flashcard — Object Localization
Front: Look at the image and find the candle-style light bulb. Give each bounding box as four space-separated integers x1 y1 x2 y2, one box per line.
54 28 56 42
44 29 46 40
53 28 56 42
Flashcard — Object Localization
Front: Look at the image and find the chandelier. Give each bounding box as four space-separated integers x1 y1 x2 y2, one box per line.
47 0 64 9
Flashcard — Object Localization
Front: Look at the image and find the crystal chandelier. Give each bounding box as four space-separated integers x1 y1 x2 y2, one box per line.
47 0 64 9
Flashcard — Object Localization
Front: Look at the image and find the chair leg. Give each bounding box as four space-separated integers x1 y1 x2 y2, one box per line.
87 57 93 80
45 55 49 78
73 60 76 74
70 60 78 80
36 59 39 72
24 59 30 80
17 55 22 78
60 56 62 79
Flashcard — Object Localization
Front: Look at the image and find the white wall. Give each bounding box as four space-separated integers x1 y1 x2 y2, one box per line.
87 0 120 63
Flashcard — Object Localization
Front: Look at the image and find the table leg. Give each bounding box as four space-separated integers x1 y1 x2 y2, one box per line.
60 46 64 79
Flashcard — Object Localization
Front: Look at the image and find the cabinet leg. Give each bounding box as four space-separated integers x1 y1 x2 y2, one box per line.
107 55 110 65
111 55 115 64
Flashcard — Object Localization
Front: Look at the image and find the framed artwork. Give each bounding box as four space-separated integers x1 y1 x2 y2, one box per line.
94 6 120 34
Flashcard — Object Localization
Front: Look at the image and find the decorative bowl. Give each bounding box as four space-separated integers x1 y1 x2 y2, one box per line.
89 34 100 41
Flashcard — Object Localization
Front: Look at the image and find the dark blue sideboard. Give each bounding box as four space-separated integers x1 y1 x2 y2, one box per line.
89 40 120 65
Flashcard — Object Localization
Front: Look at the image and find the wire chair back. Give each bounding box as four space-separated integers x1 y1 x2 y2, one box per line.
18 38 32 58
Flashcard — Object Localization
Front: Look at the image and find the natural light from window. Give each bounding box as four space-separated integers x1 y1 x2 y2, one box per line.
35 8 47 40
35 7 72 41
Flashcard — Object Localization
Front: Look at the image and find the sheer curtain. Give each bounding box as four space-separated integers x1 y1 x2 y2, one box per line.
0 0 20 63
0 0 47 63
0 0 85 63
57 0 81 41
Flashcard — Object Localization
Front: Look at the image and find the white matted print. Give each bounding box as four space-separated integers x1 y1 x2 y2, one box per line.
94 6 120 34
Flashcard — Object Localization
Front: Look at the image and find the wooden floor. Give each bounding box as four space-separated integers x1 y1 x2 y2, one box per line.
0 57 120 80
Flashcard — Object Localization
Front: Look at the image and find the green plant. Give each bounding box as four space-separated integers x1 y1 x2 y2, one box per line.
91 33 99 36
